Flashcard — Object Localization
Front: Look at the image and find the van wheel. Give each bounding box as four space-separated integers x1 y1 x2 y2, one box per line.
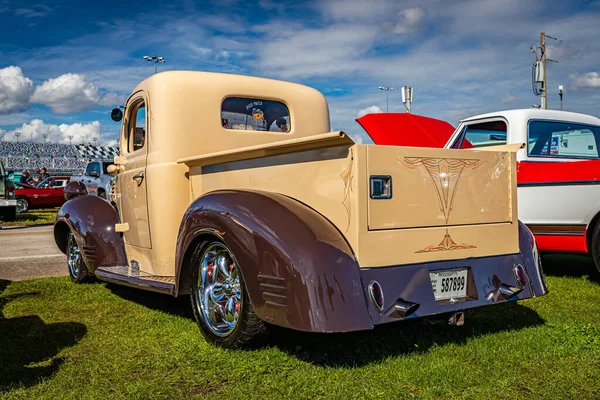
591 223 600 273
16 197 28 213
190 240 266 348
67 231 93 283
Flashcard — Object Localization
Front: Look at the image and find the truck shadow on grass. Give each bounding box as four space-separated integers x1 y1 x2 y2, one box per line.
105 282 544 368
0 279 87 392
264 302 545 367
541 254 600 284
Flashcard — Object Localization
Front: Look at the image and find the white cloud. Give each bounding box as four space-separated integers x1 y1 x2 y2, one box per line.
31 73 118 113
14 5 52 18
570 72 600 89
0 66 34 114
357 105 383 118
0 119 115 146
502 96 518 104
349 133 364 144
386 7 426 34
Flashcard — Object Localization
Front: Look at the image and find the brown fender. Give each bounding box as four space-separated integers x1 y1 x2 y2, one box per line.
175 190 374 333
54 195 127 273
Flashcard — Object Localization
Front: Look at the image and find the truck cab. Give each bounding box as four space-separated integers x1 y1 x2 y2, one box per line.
445 109 600 270
54 71 547 348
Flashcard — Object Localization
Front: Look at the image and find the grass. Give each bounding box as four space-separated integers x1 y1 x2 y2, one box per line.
3 208 58 227
1 254 600 399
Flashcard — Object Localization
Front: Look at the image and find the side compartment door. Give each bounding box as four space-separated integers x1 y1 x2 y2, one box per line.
119 94 151 248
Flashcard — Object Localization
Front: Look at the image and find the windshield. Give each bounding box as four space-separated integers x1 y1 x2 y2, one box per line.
37 177 52 188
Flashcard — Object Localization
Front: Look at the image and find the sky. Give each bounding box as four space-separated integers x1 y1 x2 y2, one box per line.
0 0 599 146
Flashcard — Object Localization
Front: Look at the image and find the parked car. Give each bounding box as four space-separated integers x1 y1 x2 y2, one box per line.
69 160 113 199
15 176 70 212
442 109 600 271
53 71 547 348
0 160 17 221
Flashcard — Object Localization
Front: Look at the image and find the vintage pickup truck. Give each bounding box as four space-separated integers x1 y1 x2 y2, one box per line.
444 109 600 271
53 71 547 348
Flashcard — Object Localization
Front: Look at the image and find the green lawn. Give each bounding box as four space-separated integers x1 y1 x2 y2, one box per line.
1 255 599 399
3 208 58 227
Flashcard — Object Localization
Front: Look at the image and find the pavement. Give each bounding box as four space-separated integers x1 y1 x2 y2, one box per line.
0 225 68 281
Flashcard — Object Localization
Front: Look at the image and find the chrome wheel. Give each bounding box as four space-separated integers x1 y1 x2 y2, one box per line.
67 232 82 278
196 242 242 337
16 198 28 213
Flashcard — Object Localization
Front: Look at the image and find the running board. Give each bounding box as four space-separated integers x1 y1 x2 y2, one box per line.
95 266 176 296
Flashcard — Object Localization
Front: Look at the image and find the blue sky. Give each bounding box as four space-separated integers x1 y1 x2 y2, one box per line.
1 0 600 146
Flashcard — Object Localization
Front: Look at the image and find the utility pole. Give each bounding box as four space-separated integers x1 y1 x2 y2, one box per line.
541 32 547 109
531 32 560 110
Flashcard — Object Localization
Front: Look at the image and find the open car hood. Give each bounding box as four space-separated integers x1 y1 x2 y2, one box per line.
356 113 454 148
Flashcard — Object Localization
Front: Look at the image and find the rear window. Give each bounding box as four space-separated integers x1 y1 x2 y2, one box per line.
221 97 291 132
528 121 600 159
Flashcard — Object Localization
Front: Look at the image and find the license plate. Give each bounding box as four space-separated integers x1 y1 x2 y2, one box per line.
429 268 468 301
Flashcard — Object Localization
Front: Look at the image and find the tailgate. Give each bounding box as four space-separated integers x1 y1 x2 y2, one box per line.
367 146 512 231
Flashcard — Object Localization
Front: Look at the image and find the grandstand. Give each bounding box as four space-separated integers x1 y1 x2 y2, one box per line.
0 141 119 174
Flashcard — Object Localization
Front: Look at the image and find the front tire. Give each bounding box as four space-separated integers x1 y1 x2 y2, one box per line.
67 231 93 283
190 240 266 348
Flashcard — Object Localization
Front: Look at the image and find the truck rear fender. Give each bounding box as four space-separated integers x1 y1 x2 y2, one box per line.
175 189 374 333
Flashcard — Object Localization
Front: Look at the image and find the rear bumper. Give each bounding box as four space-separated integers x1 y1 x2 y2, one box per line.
0 199 17 207
360 251 548 326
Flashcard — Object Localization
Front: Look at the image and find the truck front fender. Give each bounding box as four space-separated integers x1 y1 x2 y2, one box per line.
175 190 373 333
54 195 126 272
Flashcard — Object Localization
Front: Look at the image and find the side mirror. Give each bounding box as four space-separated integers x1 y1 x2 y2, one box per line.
89 170 99 178
64 181 88 201
111 108 123 122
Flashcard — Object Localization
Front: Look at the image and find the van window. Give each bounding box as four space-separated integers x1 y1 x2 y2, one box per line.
127 101 146 152
85 162 101 176
528 120 600 159
453 120 507 149
222 97 291 132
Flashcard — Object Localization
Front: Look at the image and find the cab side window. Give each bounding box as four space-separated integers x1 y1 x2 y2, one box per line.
453 121 507 149
127 101 146 152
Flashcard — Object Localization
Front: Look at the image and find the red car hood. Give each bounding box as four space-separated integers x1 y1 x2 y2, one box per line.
355 113 455 148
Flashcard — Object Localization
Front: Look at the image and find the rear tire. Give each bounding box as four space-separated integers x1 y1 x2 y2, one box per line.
67 231 93 283
16 197 28 213
98 190 107 200
591 223 600 274
190 240 266 348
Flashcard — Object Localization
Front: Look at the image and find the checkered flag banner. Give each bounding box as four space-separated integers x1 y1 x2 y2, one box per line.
76 144 120 160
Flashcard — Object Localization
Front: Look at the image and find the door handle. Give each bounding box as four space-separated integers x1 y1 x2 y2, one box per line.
132 173 144 187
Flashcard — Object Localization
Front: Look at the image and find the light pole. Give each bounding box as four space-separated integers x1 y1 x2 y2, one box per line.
68 135 73 146
42 133 48 144
15 131 21 143
143 55 165 74
30 132 34 142
378 86 393 112
558 85 564 111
